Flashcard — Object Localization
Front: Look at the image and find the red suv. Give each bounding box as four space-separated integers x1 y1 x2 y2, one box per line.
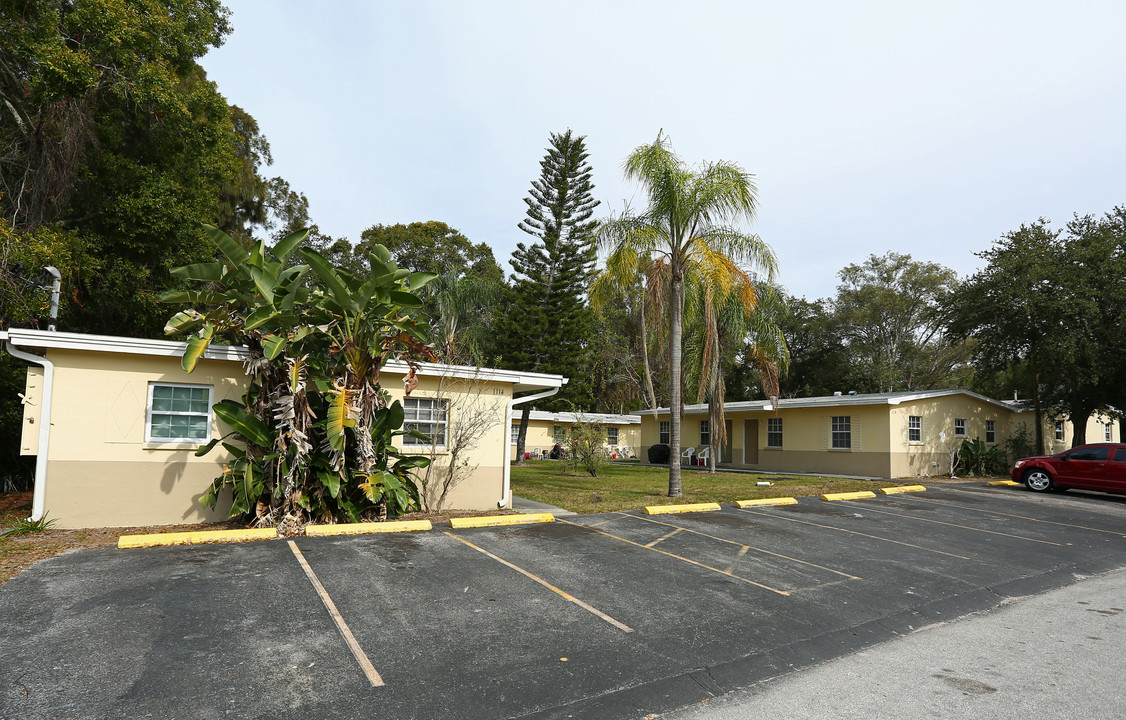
1011 443 1126 494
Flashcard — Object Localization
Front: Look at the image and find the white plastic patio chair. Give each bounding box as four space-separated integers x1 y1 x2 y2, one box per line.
681 446 695 466
696 446 711 466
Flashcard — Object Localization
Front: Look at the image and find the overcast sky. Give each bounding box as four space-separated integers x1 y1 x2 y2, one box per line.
199 1 1126 301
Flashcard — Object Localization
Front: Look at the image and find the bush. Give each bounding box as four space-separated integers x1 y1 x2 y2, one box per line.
647 444 670 464
959 437 1008 476
568 422 606 477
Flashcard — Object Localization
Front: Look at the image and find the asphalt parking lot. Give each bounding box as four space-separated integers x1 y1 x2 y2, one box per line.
2 483 1125 720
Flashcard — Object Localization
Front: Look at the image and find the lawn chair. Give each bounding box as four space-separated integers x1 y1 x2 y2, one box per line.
681 446 695 466
619 445 631 459
696 446 711 466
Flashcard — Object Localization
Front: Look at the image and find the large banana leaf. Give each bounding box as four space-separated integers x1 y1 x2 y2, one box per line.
181 323 215 373
204 224 249 268
325 386 355 451
272 228 311 264
169 262 226 283
213 399 275 448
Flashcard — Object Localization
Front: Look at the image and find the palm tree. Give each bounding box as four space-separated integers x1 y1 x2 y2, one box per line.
684 274 788 474
599 133 777 496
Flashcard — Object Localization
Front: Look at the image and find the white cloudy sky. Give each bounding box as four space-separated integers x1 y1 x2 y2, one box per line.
200 1 1126 300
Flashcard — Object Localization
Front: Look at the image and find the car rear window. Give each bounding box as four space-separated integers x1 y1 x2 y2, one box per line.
1067 446 1110 461
1112 448 1126 462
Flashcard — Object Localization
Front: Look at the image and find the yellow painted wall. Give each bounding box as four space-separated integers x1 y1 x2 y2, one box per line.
41 349 248 528
20 365 43 455
32 350 524 527
387 373 511 511
509 420 641 460
887 396 1013 477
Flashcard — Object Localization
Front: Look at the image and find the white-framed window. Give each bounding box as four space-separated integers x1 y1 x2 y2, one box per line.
659 420 670 445
146 383 213 443
403 397 448 447
767 418 783 448
831 416 851 449
954 418 966 437
553 425 567 443
1054 420 1064 442
1106 423 1113 442
510 424 520 444
700 419 710 447
607 427 619 444
986 420 996 444
908 416 922 443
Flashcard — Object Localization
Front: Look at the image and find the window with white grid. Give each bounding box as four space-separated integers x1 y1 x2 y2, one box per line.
403 397 448 447
146 383 213 443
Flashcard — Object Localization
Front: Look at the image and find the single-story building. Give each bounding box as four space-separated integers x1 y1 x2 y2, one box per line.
509 410 641 460
4 328 566 528
634 389 1120 478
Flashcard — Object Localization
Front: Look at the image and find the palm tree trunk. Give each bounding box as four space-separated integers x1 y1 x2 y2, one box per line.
639 295 658 409
668 276 684 497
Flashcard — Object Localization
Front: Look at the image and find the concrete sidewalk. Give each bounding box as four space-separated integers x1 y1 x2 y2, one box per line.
662 568 1126 719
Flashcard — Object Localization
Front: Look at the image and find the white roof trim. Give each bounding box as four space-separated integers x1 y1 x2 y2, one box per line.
634 389 1019 416
4 328 566 391
520 410 641 425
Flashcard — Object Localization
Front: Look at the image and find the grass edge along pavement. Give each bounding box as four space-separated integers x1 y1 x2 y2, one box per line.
511 461 905 514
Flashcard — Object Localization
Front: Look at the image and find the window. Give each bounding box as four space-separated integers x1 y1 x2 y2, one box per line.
510 424 520 444
954 419 966 437
147 383 213 443
700 419 710 447
985 420 996 444
1106 424 1113 442
1066 446 1109 462
607 427 619 444
831 416 851 449
659 420 670 445
908 416 921 443
553 425 567 443
767 418 783 448
403 397 447 447
1054 420 1064 442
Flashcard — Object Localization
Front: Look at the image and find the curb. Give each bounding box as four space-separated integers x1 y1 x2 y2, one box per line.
644 502 721 515
879 485 927 495
449 513 555 529
118 527 279 549
305 520 433 536
734 498 798 508
821 491 877 502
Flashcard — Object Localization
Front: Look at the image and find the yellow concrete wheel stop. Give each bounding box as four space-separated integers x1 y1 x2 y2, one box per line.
644 503 721 515
118 527 279 548
449 513 554 529
735 498 798 508
879 485 927 495
988 480 1021 487
305 520 432 536
821 491 877 502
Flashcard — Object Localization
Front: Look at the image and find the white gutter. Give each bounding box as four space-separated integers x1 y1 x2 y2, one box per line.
499 384 565 508
4 341 53 522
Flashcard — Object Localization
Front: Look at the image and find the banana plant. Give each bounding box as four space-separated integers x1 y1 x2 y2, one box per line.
166 225 439 525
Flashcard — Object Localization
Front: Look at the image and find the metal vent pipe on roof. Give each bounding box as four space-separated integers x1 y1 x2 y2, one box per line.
44 266 61 332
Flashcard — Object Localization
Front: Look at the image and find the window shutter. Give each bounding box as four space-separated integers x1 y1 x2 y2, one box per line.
819 416 829 450
853 417 863 450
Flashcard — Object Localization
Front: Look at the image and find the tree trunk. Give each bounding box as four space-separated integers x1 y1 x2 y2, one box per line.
639 295 659 410
667 276 684 497
514 404 532 466
1069 405 1094 447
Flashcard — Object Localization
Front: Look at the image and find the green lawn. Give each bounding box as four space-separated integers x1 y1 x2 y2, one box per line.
511 461 903 513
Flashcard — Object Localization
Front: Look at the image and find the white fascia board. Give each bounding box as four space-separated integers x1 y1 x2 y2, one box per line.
524 410 641 425
882 389 1017 412
4 328 566 391
4 328 250 361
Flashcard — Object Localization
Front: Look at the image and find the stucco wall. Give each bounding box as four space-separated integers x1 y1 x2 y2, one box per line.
30 350 523 527
509 420 641 460
40 349 248 528
388 373 511 511
887 396 1014 477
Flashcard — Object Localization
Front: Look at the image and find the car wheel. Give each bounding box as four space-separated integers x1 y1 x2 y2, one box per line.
1023 468 1054 493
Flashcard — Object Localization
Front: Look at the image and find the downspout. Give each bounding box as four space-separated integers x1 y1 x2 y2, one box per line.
4 341 54 522
499 384 565 508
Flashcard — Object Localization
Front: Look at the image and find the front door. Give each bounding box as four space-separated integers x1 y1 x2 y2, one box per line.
724 419 733 464
744 419 759 465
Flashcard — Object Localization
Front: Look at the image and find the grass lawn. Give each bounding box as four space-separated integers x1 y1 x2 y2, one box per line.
511 461 905 513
